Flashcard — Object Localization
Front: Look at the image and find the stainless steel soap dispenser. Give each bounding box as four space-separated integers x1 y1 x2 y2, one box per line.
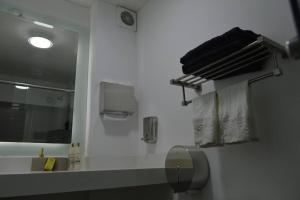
141 116 158 143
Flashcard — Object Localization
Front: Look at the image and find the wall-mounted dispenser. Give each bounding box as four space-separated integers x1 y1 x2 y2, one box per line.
100 81 136 119
141 116 158 143
165 146 209 193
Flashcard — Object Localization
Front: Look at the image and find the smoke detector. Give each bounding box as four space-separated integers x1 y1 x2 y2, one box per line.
116 6 137 32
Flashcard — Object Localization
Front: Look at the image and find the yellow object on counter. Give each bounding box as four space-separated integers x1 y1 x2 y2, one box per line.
44 157 56 171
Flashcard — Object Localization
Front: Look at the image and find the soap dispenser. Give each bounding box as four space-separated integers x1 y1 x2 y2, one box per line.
68 143 75 170
39 148 44 158
74 143 81 170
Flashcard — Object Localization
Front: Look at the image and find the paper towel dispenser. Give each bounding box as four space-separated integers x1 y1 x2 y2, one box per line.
165 146 209 193
100 81 136 118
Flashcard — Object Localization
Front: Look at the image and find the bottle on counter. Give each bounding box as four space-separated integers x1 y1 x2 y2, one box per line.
74 143 81 170
68 143 75 170
39 148 44 158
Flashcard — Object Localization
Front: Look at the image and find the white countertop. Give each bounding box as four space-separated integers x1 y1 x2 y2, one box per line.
0 168 167 198
0 155 168 198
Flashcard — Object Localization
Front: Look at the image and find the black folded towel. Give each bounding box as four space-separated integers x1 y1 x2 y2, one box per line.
180 27 261 79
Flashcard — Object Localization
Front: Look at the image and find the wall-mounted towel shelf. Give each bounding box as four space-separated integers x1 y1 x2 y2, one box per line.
170 36 287 106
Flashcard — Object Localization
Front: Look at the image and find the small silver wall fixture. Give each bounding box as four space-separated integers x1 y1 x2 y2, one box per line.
141 116 158 143
165 146 210 193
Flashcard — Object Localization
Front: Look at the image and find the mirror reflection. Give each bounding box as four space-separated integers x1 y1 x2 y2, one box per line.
0 11 78 144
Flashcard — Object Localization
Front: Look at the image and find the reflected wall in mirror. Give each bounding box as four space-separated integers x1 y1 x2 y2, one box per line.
0 11 78 144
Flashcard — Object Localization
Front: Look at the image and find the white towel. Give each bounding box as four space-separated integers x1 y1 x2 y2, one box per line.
193 92 220 147
218 81 256 144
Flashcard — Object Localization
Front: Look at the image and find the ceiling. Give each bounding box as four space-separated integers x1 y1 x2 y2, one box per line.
0 12 78 89
66 0 149 10
65 0 93 8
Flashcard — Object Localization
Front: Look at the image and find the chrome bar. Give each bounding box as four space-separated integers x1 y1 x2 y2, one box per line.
174 39 264 82
181 68 280 106
199 54 271 85
261 36 287 57
189 50 270 85
170 37 286 106
171 52 271 89
272 51 280 70
181 86 192 106
248 72 274 84
179 50 270 86
176 56 281 106
188 48 270 84
182 75 199 82
170 79 201 89
182 71 276 106
0 79 74 93
186 76 203 85
174 36 285 83
190 45 268 78
249 53 282 84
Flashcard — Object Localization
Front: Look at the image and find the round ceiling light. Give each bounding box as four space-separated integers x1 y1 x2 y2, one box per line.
28 37 53 49
15 85 30 90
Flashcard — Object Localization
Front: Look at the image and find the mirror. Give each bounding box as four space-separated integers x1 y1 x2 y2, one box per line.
0 11 78 144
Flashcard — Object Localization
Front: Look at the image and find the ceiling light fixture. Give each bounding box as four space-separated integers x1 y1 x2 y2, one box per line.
15 85 30 90
28 37 53 49
34 21 54 29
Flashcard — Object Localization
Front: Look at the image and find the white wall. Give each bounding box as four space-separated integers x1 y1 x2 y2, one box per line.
86 0 138 156
137 0 300 200
0 0 299 199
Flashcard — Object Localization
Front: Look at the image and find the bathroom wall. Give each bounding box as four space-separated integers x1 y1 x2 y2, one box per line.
0 0 299 199
85 0 139 157
137 0 300 200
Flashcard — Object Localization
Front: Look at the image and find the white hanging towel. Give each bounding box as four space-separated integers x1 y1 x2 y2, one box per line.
193 92 220 147
218 81 256 144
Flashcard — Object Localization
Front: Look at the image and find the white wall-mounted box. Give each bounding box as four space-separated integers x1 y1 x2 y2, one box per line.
100 81 136 117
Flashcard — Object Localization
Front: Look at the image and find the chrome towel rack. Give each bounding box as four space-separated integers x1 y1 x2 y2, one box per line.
170 36 287 106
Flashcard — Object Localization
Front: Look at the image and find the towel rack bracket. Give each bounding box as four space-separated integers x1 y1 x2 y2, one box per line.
273 68 282 76
181 85 196 106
